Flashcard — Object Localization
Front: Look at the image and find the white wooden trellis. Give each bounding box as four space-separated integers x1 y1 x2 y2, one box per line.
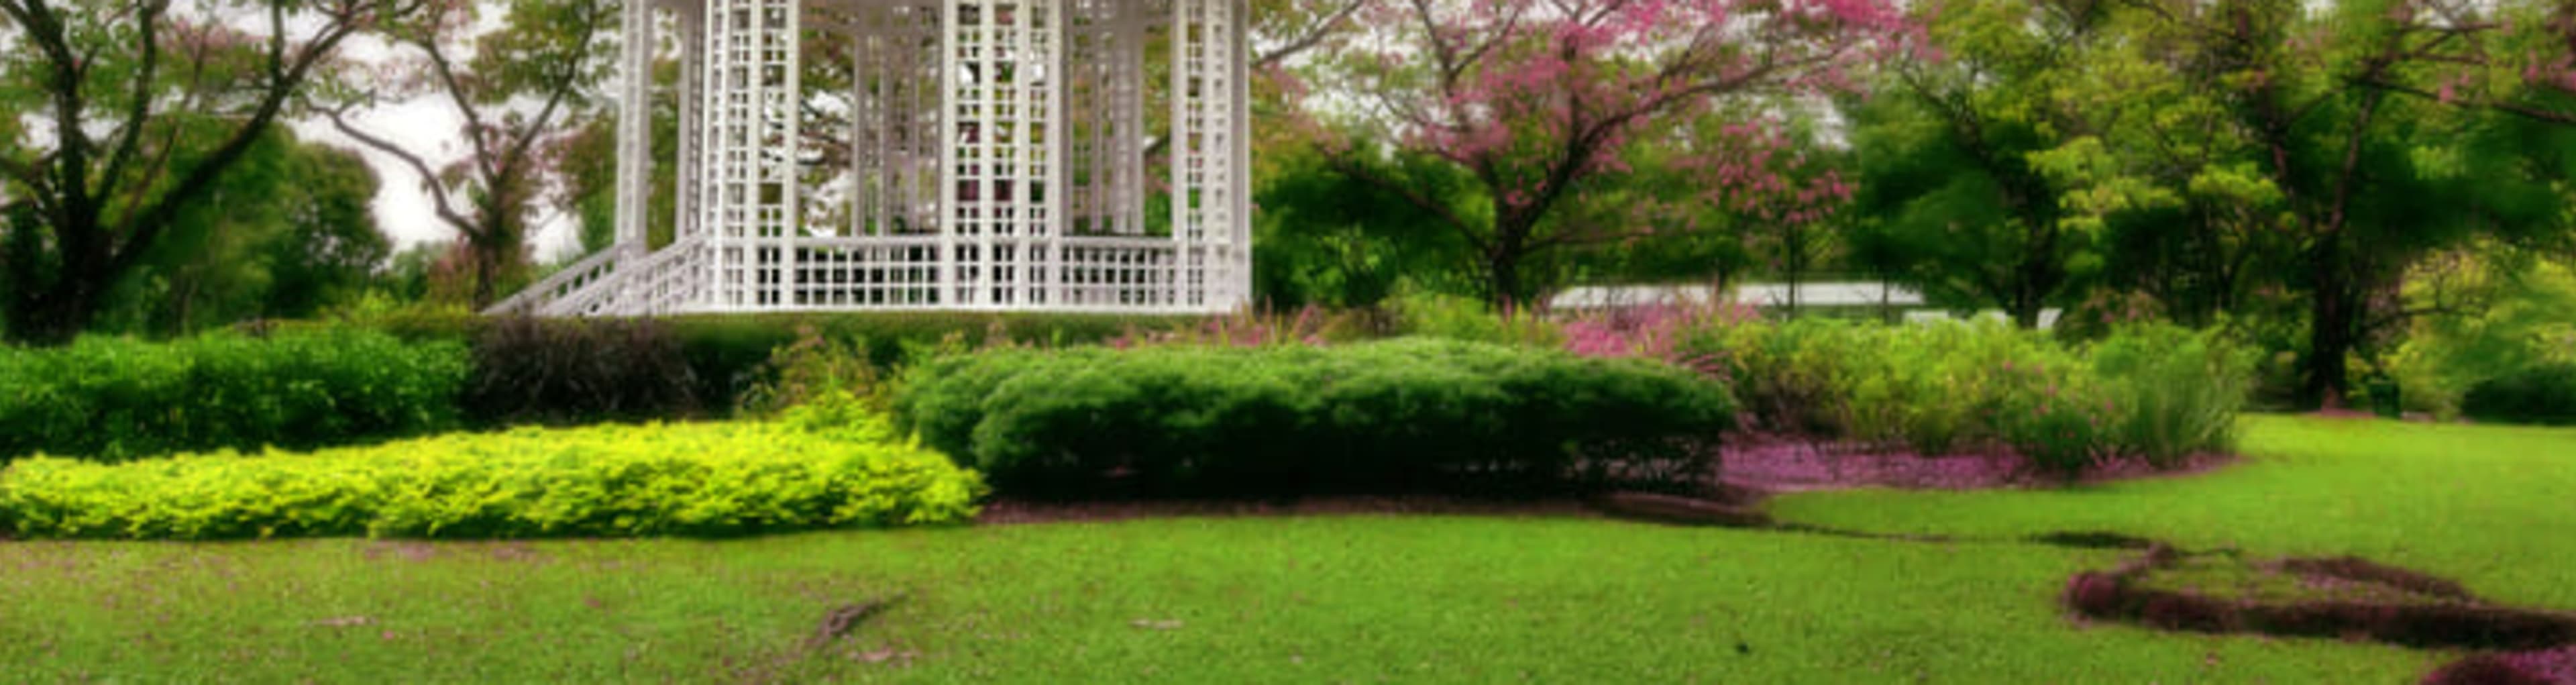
488 0 1253 317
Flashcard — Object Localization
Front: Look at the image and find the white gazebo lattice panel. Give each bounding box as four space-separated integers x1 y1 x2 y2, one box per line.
488 0 1252 316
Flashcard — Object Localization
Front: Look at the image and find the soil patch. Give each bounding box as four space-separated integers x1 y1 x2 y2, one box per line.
979 439 2237 527
1591 491 1774 527
2424 646 2576 684
1717 438 2235 491
977 495 1601 525
810 594 904 647
2063 545 2576 652
2026 530 2161 550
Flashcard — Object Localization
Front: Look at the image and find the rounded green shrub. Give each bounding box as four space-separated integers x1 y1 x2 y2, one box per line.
2462 364 2576 426
892 338 1733 498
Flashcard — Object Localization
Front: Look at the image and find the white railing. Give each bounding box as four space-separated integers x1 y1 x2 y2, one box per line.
627 239 708 314
482 246 629 316
485 233 1245 317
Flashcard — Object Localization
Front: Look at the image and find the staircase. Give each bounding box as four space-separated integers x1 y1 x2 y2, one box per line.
481 240 707 317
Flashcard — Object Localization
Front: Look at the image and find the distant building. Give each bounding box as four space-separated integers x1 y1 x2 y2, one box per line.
1547 281 2059 329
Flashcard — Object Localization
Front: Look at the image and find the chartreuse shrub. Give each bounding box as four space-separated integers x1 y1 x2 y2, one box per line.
0 404 982 539
1668 319 2253 473
0 328 466 462
892 338 1732 498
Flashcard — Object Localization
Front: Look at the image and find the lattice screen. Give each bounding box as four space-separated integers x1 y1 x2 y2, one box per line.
490 0 1250 317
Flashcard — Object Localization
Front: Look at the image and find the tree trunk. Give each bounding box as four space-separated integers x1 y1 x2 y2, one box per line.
2302 242 2356 410
4 280 104 346
2010 283 2043 329
1485 249 1524 315
471 249 499 309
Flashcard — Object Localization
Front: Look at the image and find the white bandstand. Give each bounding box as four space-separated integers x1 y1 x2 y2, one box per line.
489 0 1252 315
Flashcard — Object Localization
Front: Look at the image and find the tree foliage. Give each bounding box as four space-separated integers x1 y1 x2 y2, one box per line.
97 129 387 335
326 0 619 307
0 0 432 344
1848 0 2576 405
1302 0 1922 307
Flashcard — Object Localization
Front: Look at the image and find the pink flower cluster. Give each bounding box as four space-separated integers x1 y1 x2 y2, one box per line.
1559 299 1759 371
1106 307 1332 350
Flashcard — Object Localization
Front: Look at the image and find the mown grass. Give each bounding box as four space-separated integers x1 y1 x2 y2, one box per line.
1771 415 2576 609
3 415 2563 682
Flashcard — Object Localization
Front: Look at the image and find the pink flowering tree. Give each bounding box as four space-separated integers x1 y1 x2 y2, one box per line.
1301 0 1920 309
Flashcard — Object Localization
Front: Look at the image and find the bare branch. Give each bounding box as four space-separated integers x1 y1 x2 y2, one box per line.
328 103 481 238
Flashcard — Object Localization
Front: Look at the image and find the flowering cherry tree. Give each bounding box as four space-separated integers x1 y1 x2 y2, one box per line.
1303 0 1921 307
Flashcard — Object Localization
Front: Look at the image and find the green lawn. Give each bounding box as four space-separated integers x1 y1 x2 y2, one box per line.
3 416 2565 683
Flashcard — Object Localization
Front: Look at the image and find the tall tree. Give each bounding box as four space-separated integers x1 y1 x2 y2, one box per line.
99 128 388 335
2053 0 2565 405
0 0 431 344
327 0 618 307
2165 0 2528 406
1303 0 1921 308
1846 0 2135 327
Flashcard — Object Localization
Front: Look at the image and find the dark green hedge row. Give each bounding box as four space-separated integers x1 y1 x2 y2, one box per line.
0 329 468 462
3 312 1174 462
2463 364 2576 426
892 338 1735 498
322 311 1184 421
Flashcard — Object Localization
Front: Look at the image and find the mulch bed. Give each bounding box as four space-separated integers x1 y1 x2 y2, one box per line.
977 439 2239 526
2424 647 2576 684
1717 438 2237 491
2062 545 2576 683
975 495 1604 525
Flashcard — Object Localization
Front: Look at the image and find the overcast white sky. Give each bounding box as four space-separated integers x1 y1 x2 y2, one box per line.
284 103 588 264
281 15 590 264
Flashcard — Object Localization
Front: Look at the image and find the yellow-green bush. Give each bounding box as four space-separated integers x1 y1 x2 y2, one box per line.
0 416 982 539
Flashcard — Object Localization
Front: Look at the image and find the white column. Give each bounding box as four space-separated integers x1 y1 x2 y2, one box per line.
769 0 800 308
614 0 656 260
698 0 734 308
697 0 801 310
674 1 705 245
1223 0 1250 309
1171 0 1238 311
937 0 961 305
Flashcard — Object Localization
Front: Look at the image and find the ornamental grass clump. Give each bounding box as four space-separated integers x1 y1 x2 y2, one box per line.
1654 317 2254 473
0 405 981 539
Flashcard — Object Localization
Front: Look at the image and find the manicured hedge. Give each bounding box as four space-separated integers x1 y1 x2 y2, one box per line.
892 338 1735 498
0 414 983 539
0 329 468 462
2462 363 2576 426
320 311 1187 418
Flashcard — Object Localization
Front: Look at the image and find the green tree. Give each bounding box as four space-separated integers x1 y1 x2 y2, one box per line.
0 0 432 344
93 128 388 335
326 0 619 307
1253 147 1475 309
1846 0 2151 327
